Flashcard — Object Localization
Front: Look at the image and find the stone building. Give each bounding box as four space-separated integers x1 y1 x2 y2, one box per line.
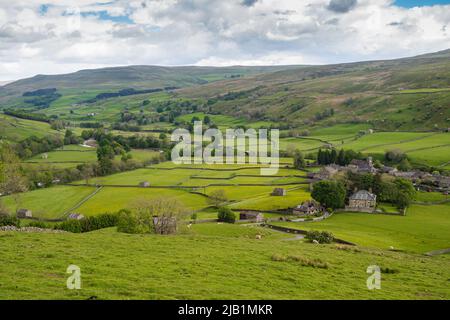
293 200 322 216
346 190 377 213
239 212 264 222
68 213 85 220
139 181 150 187
17 209 33 219
271 188 286 196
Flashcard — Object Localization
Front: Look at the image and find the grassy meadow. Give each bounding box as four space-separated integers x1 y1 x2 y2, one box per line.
272 203 450 254
1 225 449 299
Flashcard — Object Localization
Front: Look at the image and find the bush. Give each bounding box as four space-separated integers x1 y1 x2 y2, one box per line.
117 209 152 234
217 207 236 223
28 221 50 229
54 213 119 233
305 230 334 244
0 214 20 227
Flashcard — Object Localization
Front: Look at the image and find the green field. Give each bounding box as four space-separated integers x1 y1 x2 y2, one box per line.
75 187 209 215
272 203 450 254
23 147 160 169
0 225 449 299
2 163 309 219
0 114 61 142
1 186 96 219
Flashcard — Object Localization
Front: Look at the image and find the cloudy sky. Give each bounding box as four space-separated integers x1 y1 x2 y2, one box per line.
0 0 450 81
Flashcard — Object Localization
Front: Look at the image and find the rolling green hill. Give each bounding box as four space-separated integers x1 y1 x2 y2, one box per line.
177 49 450 131
0 65 294 108
1 49 449 132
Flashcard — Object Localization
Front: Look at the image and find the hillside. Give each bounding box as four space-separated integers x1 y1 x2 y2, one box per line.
177 49 450 131
0 49 449 131
0 65 295 108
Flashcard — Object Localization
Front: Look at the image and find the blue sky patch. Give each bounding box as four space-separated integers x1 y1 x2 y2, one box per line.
81 10 133 24
395 0 450 8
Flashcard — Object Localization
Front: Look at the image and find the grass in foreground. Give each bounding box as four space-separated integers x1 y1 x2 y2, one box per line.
0 224 449 300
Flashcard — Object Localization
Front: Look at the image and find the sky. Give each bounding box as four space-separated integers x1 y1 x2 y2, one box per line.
0 0 450 81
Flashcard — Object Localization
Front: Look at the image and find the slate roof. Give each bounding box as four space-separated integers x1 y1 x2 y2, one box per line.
349 190 376 201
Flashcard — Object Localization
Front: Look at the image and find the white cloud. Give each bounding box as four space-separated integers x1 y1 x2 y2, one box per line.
0 0 449 80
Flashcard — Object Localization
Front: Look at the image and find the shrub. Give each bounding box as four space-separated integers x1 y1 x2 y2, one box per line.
305 230 334 244
0 201 10 216
117 209 152 234
28 221 50 229
117 198 187 234
217 207 236 223
271 253 288 262
0 214 20 227
55 213 119 233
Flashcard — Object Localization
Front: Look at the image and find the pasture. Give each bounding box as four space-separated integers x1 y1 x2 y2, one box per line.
271 203 450 253
2 163 310 219
0 225 449 299
0 114 61 142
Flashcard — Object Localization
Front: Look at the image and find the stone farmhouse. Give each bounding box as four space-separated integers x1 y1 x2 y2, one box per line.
348 157 377 173
293 200 323 216
346 190 377 213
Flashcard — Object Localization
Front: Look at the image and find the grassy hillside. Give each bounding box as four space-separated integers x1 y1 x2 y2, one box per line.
1 50 450 132
176 50 450 131
0 65 294 108
0 225 449 299
0 114 61 142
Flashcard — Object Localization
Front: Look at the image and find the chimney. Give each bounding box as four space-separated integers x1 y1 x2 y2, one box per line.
367 156 373 166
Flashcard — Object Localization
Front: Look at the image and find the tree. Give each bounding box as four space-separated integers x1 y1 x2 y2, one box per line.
207 189 228 207
346 172 374 191
81 164 94 185
0 144 28 211
337 149 346 166
97 144 115 176
330 149 337 164
385 149 406 163
204 115 211 125
217 207 236 223
191 116 201 124
397 158 412 172
293 150 306 169
118 198 188 234
311 180 346 209
394 178 416 200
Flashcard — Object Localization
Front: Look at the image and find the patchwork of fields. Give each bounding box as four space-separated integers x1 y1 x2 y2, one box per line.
3 163 312 219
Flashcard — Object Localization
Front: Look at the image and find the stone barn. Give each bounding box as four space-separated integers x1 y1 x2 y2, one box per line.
139 181 150 188
68 213 85 220
17 209 32 219
239 212 264 222
271 188 286 196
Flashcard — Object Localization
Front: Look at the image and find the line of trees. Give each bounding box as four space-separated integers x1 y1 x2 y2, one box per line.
317 148 363 166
